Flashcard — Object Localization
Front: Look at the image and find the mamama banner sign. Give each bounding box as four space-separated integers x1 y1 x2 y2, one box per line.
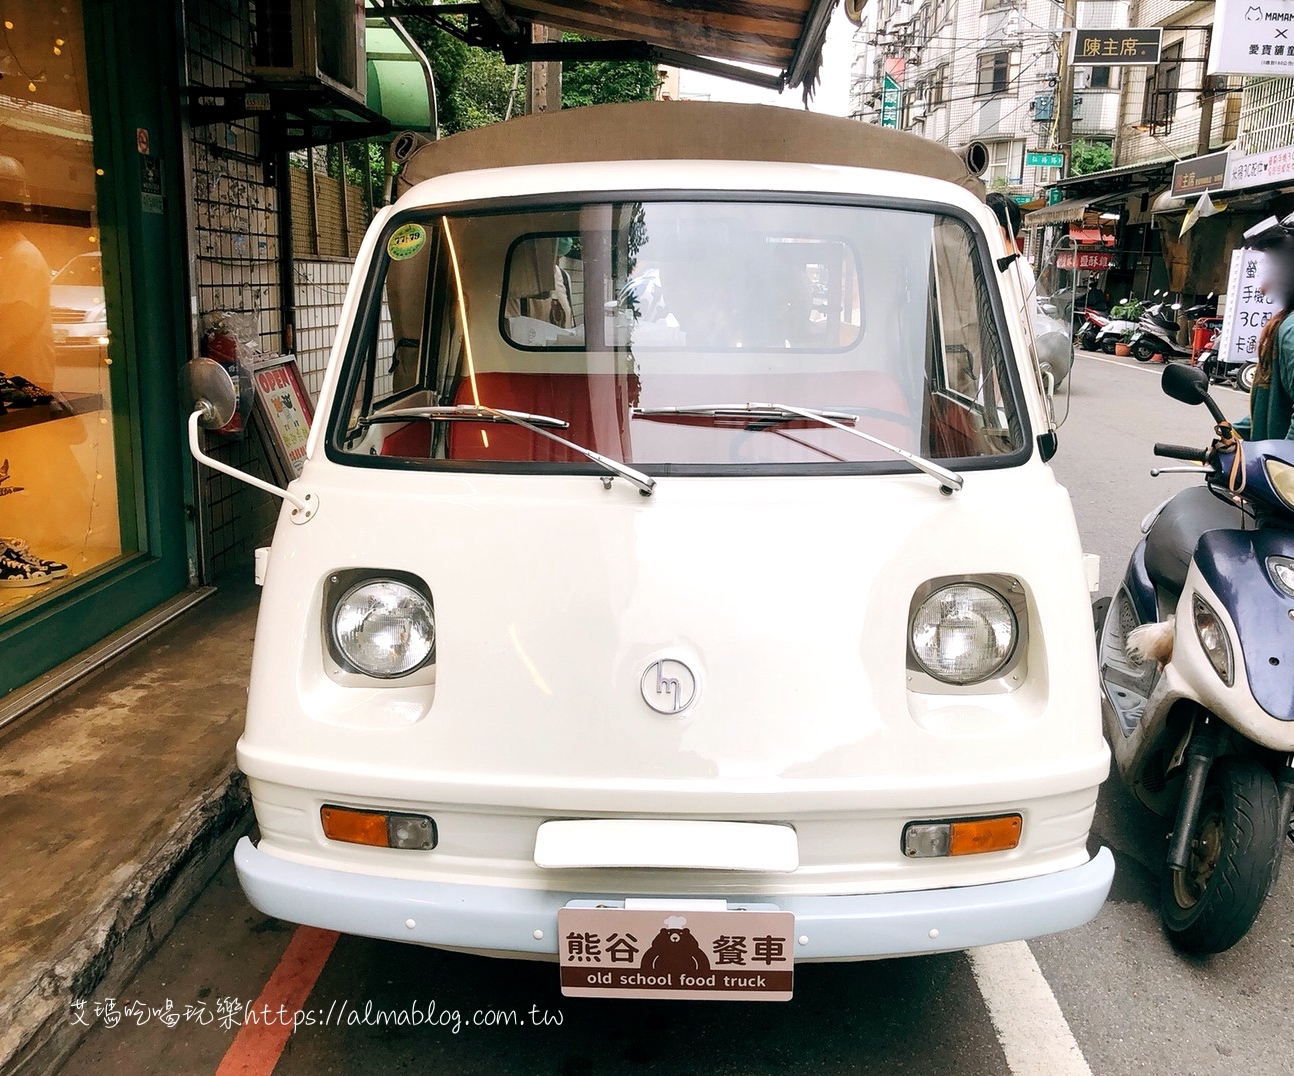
1210 0 1294 76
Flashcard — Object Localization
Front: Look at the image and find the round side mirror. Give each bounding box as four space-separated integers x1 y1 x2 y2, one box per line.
1161 361 1210 405
186 358 237 429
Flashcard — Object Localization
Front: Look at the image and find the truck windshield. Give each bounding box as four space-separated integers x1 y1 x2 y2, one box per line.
330 200 1027 474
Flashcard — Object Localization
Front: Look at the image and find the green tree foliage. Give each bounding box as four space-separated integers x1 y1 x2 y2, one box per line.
1071 139 1114 177
560 34 661 109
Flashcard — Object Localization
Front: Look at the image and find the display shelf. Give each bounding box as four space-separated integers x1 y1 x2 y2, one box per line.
0 392 102 434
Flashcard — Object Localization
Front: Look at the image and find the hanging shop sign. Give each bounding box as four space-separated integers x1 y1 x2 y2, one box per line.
1210 0 1294 76
1171 152 1230 197
1217 248 1279 366
251 355 314 485
1057 251 1115 271
1225 144 1294 190
1069 27 1162 65
880 74 900 129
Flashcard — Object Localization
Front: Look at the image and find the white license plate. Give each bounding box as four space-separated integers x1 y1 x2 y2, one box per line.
557 906 794 1001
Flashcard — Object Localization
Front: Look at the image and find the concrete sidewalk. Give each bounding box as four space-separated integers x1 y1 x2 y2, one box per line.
0 583 259 1076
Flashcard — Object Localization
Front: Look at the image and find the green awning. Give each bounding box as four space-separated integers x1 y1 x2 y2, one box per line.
366 23 434 134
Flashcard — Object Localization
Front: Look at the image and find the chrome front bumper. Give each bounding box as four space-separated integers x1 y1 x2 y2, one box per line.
235 838 1113 961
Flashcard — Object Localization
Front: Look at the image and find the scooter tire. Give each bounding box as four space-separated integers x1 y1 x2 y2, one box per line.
1239 363 1258 393
1160 757 1281 955
1079 329 1098 351
1100 337 1119 355
1132 340 1159 362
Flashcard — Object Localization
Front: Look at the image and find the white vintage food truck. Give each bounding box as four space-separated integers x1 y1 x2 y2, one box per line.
189 102 1112 1000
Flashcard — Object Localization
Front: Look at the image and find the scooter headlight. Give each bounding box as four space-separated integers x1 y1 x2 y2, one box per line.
331 578 436 678
1268 556 1294 598
1264 459 1294 511
910 584 1017 685
1192 594 1234 687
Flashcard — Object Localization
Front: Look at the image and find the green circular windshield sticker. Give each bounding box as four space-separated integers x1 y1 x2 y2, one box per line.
388 223 427 261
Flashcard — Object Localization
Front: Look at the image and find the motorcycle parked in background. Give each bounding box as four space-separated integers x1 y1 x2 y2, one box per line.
1095 296 1144 354
1097 363 1294 954
1075 305 1111 351
1197 315 1258 392
1130 294 1218 364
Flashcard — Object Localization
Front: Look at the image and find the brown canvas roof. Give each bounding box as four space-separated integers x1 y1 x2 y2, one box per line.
397 100 985 198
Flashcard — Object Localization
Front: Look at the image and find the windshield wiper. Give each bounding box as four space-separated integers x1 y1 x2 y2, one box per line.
359 404 656 497
632 402 963 495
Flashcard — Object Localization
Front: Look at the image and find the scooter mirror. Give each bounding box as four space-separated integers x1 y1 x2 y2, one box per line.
1161 363 1218 416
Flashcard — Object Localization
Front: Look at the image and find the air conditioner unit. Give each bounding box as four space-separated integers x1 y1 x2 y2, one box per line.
249 0 367 106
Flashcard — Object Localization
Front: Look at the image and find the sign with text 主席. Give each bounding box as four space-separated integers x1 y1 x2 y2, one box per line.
1069 27 1163 65
1026 150 1065 169
880 73 900 128
1218 248 1278 366
1210 0 1294 77
1171 152 1230 197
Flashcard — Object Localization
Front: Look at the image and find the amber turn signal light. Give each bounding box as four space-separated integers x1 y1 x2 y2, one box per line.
320 805 437 850
903 814 1022 857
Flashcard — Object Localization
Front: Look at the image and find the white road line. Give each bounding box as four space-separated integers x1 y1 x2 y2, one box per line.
1081 352 1159 373
969 941 1094 1076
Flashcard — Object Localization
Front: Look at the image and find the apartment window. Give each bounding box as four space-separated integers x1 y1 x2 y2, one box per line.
977 51 1015 96
936 0 958 25
1142 41 1181 126
1090 66 1111 89
928 65 947 108
985 141 1024 185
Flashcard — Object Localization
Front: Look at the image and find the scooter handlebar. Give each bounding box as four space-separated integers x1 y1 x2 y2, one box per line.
1154 443 1209 462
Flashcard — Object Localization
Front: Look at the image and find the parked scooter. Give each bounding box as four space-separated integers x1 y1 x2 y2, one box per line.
1096 362 1294 954
1075 306 1111 351
1130 294 1217 363
1198 315 1258 392
1094 298 1142 354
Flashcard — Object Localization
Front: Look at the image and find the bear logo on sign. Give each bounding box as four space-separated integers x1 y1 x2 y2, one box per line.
641 916 711 974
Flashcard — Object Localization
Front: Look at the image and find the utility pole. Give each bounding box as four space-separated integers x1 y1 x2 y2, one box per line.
527 24 561 116
1054 0 1080 178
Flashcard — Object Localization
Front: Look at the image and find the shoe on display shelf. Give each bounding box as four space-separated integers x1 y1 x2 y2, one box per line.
0 537 70 578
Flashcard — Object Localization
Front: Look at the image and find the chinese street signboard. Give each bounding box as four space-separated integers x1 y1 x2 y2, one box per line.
1070 27 1163 65
1218 248 1278 367
558 907 795 1001
1226 144 1294 190
1171 152 1230 197
1057 251 1115 271
880 73 900 128
1210 0 1294 76
1026 150 1065 169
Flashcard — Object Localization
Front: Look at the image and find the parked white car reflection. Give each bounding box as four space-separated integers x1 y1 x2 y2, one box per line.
50 252 107 353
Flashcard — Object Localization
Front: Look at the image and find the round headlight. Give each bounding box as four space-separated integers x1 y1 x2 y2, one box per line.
911 584 1017 685
332 580 435 678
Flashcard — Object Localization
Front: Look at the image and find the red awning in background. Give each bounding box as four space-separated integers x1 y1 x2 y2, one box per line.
1068 226 1115 247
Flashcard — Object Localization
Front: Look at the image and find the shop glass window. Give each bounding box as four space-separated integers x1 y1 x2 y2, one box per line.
1 0 132 611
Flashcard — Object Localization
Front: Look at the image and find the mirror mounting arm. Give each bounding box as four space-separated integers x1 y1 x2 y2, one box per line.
187 410 317 521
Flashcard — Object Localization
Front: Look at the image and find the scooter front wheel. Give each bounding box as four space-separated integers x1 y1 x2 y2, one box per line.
1239 362 1258 392
1160 757 1281 955
1132 340 1159 362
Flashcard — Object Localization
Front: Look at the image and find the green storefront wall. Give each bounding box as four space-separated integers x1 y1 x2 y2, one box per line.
0 0 192 700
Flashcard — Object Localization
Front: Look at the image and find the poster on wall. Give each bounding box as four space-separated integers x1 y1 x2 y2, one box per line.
1218 248 1278 366
1210 0 1294 76
251 356 314 486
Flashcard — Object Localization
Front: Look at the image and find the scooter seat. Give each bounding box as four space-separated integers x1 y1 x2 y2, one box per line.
1144 486 1246 597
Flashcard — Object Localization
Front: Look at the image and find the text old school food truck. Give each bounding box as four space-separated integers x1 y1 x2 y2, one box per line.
186 102 1112 1001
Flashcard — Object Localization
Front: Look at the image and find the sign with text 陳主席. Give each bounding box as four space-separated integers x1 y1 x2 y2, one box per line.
880 73 900 128
1069 27 1162 65
1218 248 1278 366
1172 152 1230 197
1210 0 1294 76
1026 150 1065 169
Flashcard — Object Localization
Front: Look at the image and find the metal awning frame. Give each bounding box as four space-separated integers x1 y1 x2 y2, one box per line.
367 0 837 94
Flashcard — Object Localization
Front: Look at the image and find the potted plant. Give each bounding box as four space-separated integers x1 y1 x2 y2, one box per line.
1109 297 1144 357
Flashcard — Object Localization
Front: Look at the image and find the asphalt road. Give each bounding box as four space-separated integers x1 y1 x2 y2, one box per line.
58 351 1294 1076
